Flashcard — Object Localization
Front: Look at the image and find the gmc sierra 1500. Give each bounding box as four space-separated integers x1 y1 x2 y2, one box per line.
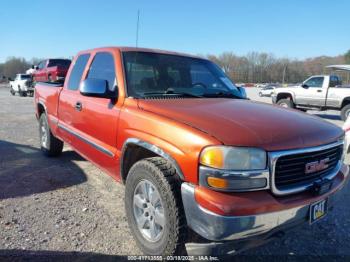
34 47 349 256
273 73 350 121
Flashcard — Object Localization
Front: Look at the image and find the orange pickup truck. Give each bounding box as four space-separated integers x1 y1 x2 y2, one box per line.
34 47 349 256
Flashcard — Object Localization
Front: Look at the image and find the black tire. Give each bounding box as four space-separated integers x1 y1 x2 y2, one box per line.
48 75 52 82
39 113 64 157
277 98 295 109
18 87 24 97
259 92 262 97
341 104 350 121
125 157 186 256
10 87 15 96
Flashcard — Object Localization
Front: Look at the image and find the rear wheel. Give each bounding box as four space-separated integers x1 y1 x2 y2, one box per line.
259 92 262 97
277 98 295 109
125 157 186 255
39 113 64 156
48 75 52 82
341 104 350 121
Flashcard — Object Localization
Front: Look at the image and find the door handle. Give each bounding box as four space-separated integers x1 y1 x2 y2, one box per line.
75 102 82 111
317 90 322 92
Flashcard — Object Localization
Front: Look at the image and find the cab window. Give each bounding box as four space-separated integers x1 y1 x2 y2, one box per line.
87 52 116 91
304 77 324 88
38 61 46 69
67 54 90 90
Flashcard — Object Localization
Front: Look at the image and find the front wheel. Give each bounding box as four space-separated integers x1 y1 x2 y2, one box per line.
277 98 295 109
125 157 186 255
341 104 350 121
18 88 24 97
39 113 64 156
259 92 262 97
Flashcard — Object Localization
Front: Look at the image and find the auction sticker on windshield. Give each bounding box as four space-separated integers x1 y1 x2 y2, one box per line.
309 198 328 224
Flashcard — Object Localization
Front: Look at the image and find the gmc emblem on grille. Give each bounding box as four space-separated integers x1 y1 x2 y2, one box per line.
305 158 329 174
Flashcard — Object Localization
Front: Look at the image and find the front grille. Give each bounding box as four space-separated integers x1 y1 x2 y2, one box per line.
274 144 342 190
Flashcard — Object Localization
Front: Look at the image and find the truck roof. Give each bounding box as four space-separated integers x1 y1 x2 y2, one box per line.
77 46 203 60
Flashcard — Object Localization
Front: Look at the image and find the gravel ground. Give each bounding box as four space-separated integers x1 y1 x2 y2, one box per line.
0 84 349 260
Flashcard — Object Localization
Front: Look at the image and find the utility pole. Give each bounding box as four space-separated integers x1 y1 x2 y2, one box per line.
136 10 140 47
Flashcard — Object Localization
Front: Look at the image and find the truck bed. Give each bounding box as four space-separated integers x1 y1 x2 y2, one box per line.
34 82 63 132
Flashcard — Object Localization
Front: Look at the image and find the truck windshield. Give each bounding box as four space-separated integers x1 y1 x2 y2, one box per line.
123 52 243 99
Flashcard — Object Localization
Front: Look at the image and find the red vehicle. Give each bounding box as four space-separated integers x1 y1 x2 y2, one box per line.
34 47 349 256
33 59 71 82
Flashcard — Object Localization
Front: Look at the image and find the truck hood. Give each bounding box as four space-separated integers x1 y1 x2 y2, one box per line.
137 98 343 151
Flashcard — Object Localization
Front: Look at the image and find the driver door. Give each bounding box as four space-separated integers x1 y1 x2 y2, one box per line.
297 76 326 107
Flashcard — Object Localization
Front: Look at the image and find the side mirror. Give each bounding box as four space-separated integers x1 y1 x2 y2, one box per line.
301 84 309 88
238 86 247 99
80 78 118 99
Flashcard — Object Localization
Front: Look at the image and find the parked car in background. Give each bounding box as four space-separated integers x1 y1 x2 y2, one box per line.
9 74 34 97
34 47 349 256
272 74 350 120
255 83 267 88
33 59 71 83
259 84 278 97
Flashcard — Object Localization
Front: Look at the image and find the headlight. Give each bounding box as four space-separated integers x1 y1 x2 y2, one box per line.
199 146 268 192
200 146 267 170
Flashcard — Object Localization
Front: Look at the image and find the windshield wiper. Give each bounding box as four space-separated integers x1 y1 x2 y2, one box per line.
202 92 241 99
142 91 203 98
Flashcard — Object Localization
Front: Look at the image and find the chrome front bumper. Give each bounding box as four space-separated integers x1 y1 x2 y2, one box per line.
181 167 349 242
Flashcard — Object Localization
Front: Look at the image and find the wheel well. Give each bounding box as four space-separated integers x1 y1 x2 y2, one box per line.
276 93 293 102
341 98 350 109
37 103 45 117
121 144 159 183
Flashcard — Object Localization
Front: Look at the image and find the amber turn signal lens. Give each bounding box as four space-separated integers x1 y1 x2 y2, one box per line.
207 177 229 189
200 147 224 169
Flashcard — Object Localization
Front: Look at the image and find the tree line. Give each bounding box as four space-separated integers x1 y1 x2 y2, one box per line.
207 49 350 84
1 50 349 84
0 57 42 82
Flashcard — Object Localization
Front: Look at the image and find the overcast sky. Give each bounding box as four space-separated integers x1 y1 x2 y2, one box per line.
1 0 349 62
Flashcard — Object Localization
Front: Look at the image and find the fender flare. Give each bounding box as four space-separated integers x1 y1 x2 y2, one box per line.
120 138 185 180
340 97 350 108
276 91 295 102
36 100 48 120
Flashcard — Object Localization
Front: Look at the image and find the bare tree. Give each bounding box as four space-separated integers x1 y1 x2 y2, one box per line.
207 51 348 84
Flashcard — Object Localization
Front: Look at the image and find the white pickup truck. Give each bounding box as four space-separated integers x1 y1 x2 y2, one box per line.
9 74 34 97
272 74 350 121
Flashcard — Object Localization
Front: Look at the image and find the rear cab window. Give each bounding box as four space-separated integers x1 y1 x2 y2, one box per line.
330 76 342 87
67 54 90 90
48 59 71 68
